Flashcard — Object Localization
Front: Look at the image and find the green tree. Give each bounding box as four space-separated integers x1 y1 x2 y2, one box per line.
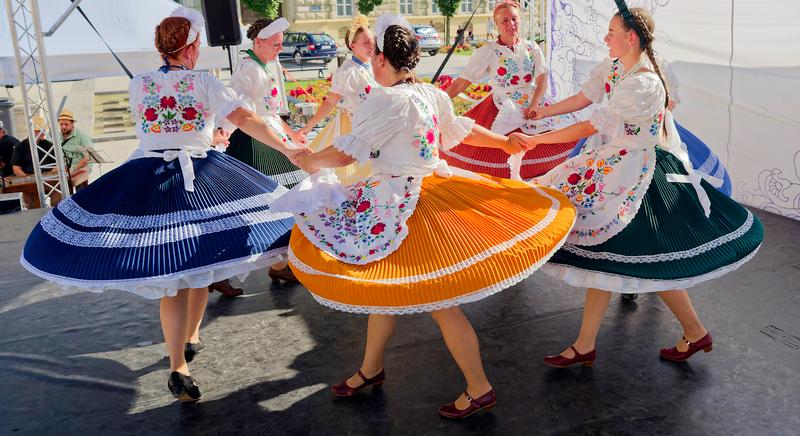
435 0 460 44
357 0 383 15
242 0 282 19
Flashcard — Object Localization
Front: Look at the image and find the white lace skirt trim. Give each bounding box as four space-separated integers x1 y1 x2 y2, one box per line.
19 248 287 300
541 244 760 293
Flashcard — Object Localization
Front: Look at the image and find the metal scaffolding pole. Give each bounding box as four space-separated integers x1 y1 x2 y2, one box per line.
4 0 70 207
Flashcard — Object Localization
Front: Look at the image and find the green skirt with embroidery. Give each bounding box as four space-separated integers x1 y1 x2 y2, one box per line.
542 149 763 292
226 129 306 189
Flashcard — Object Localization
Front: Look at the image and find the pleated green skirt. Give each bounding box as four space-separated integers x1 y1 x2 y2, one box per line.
543 149 763 292
226 129 306 189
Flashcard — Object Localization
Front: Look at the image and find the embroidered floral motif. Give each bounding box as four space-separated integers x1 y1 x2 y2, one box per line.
558 150 628 210
605 59 622 94
137 74 207 134
298 176 417 262
263 86 282 114
409 94 440 160
624 122 641 136
649 111 664 136
357 85 372 102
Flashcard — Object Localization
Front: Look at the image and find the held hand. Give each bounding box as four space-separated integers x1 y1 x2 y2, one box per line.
293 150 320 174
509 132 538 152
213 128 231 147
286 147 314 169
288 129 307 145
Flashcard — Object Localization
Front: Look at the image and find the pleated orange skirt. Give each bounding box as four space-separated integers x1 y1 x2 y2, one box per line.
288 173 576 314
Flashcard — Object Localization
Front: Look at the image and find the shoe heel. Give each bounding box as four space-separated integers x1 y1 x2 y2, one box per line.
583 360 594 367
703 345 712 353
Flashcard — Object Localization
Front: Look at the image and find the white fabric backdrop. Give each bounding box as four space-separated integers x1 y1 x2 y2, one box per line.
546 0 800 220
0 0 240 85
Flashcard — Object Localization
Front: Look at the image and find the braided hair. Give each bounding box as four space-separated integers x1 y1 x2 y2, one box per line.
376 25 420 81
155 17 191 56
615 7 670 109
246 18 275 41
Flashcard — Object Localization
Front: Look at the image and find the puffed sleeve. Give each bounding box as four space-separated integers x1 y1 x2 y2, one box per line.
333 89 409 163
460 44 494 83
588 73 666 138
199 72 252 130
329 64 356 98
580 58 614 104
531 42 548 78
228 59 262 107
428 85 475 151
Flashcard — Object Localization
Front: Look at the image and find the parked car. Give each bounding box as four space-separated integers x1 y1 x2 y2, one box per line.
413 25 442 56
280 32 338 64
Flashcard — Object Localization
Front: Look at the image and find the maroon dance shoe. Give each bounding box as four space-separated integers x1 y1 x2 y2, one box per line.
438 389 497 419
660 333 713 362
543 346 596 368
268 265 300 284
208 279 244 297
330 369 385 397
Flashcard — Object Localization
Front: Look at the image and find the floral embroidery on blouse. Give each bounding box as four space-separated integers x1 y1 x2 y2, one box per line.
409 94 440 160
605 59 622 94
357 85 372 102
492 44 534 89
298 176 416 262
623 110 664 137
264 85 282 113
137 74 207 134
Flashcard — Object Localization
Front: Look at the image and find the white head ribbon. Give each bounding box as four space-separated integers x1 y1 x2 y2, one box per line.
168 7 205 52
374 13 413 52
257 17 289 40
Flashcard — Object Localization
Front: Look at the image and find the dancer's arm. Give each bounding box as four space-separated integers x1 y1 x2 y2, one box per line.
295 146 355 174
227 108 310 163
299 91 342 135
532 92 593 120
462 124 524 155
445 78 472 99
510 121 596 150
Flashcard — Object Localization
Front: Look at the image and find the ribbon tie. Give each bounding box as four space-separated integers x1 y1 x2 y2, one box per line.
144 148 208 192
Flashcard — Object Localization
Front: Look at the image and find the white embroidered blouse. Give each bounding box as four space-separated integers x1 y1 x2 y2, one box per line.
328 57 379 115
535 57 692 246
128 70 249 191
274 83 475 264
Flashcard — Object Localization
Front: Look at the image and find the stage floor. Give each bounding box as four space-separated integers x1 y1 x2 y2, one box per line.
1 207 798 435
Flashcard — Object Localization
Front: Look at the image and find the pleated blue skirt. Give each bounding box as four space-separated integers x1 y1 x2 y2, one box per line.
569 121 733 196
21 150 294 299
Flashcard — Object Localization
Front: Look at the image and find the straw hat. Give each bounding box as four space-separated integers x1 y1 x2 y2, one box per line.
57 109 76 122
32 114 47 130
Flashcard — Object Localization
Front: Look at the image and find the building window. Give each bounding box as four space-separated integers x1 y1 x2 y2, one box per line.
176 0 202 11
431 1 439 13
487 0 495 11
400 0 414 15
461 0 473 13
337 0 354 17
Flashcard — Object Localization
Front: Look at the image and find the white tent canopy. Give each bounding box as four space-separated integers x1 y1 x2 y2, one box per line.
0 0 240 86
546 0 800 220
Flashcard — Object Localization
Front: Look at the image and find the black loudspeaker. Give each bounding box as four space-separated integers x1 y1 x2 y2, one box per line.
201 0 242 47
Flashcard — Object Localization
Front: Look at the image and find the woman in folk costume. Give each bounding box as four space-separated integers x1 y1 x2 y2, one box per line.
272 15 576 418
565 55 733 197
298 15 378 184
441 0 579 180
20 8 309 402
510 4 762 367
226 17 308 282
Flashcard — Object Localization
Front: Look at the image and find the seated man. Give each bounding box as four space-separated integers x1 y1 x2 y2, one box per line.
0 121 20 178
11 115 54 177
58 109 93 189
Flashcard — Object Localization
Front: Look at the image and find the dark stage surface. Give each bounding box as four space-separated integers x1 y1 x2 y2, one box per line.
1 207 798 435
